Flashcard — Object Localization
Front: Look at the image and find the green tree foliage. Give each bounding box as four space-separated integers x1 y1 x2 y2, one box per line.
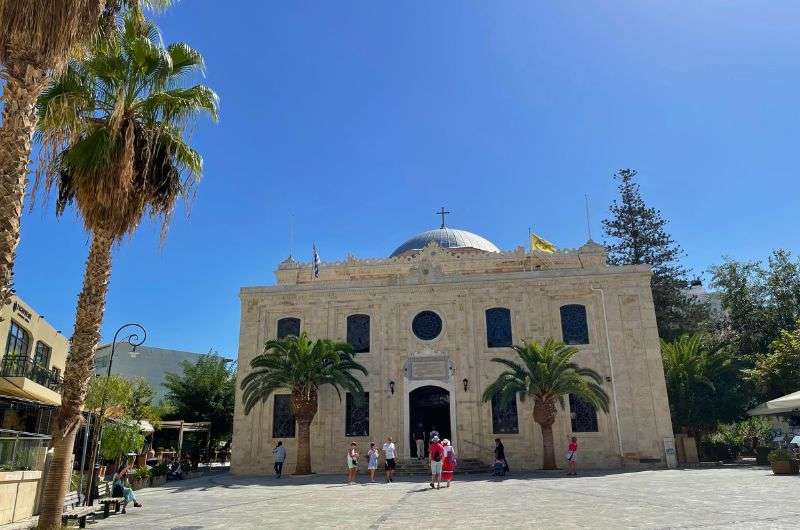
603 169 708 340
84 375 132 412
126 377 167 425
661 334 746 435
100 419 144 462
481 338 609 470
710 250 800 362
742 323 800 401
164 355 235 443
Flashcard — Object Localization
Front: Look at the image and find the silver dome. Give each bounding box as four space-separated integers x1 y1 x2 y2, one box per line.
390 227 501 257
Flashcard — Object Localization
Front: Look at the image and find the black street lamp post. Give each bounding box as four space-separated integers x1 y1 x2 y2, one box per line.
83 323 146 505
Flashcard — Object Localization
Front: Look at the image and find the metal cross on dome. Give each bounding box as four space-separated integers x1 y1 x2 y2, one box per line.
436 207 451 228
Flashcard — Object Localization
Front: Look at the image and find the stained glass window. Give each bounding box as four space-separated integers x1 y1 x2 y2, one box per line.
412 311 442 341
346 314 370 353
486 307 512 348
277 317 301 339
272 394 296 438
569 393 598 432
5 320 30 357
560 304 589 345
491 394 519 434
345 392 369 437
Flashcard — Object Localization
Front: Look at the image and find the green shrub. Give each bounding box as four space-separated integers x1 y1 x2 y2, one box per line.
151 462 168 477
133 466 151 480
767 448 793 463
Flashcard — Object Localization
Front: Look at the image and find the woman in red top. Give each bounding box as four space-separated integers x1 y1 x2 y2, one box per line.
566 436 578 476
441 439 456 487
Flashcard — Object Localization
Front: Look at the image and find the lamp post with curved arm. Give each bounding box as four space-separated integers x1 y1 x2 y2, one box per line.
83 323 147 505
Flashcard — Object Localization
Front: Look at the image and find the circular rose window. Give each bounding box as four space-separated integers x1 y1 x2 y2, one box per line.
412 310 443 341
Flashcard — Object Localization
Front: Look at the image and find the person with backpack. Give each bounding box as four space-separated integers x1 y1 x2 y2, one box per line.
441 439 456 487
428 436 445 489
272 440 286 478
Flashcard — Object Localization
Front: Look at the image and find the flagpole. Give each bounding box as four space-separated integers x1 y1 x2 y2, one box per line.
584 194 593 241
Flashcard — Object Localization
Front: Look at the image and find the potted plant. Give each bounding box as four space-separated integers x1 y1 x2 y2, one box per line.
131 466 151 490
767 449 799 475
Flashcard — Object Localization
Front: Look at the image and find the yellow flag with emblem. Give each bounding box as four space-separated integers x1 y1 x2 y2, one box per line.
530 232 556 254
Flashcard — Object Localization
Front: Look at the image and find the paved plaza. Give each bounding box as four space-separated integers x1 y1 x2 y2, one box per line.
90 467 798 529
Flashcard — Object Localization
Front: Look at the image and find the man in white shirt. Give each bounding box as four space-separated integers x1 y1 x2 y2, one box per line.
382 437 397 483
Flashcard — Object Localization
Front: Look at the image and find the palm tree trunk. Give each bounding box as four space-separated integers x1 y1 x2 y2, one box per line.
540 423 557 470
291 387 318 475
534 397 558 470
0 58 49 309
38 229 114 529
295 419 313 475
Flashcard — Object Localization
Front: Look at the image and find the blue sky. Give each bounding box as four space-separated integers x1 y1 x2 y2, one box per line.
14 1 800 358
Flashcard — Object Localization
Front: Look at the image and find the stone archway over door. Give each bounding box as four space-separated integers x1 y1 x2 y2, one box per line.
402 378 457 459
409 386 451 457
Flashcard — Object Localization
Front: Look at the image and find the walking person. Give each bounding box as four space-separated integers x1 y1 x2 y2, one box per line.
441 439 456 487
493 438 508 477
346 442 359 484
272 441 286 478
413 423 426 460
367 442 380 482
429 436 444 489
382 437 397 483
566 436 578 476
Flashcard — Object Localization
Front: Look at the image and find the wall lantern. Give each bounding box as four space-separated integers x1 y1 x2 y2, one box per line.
462 378 469 392
389 381 395 395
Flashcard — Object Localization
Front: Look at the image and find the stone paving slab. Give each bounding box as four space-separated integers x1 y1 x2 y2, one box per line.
89 467 799 529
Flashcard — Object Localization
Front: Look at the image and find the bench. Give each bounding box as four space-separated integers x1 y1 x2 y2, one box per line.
98 497 126 517
61 506 95 528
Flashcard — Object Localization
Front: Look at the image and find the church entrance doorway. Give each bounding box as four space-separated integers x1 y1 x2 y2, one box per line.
409 386 451 458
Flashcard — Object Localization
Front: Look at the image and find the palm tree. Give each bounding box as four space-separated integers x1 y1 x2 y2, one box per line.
34 15 217 527
240 333 368 474
661 333 737 438
482 338 609 470
0 0 104 311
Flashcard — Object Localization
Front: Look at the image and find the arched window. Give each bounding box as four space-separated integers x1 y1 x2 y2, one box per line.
560 304 589 345
276 317 301 339
346 314 370 353
272 394 296 438
485 307 512 348
491 393 519 434
5 320 31 357
569 394 598 432
345 392 369 436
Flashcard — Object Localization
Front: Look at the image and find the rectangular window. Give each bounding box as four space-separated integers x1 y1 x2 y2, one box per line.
569 394 599 432
491 393 519 434
345 392 369 437
276 318 301 339
272 394 296 438
5 320 31 357
486 307 513 348
33 342 51 368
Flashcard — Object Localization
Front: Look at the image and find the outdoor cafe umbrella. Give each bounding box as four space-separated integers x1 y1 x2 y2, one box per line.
747 390 800 416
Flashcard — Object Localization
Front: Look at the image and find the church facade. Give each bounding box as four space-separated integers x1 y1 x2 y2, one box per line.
232 225 675 474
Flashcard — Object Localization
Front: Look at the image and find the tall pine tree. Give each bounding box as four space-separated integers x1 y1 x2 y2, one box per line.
603 169 707 340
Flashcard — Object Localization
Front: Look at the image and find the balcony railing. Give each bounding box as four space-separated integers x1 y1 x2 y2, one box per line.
0 355 63 393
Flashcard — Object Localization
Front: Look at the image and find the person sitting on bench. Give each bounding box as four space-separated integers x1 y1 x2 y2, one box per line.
112 466 142 512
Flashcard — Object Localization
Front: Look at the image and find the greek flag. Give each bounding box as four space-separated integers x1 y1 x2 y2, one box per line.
312 243 321 278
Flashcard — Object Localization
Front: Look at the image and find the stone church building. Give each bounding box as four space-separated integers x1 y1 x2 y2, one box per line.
232 222 675 474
